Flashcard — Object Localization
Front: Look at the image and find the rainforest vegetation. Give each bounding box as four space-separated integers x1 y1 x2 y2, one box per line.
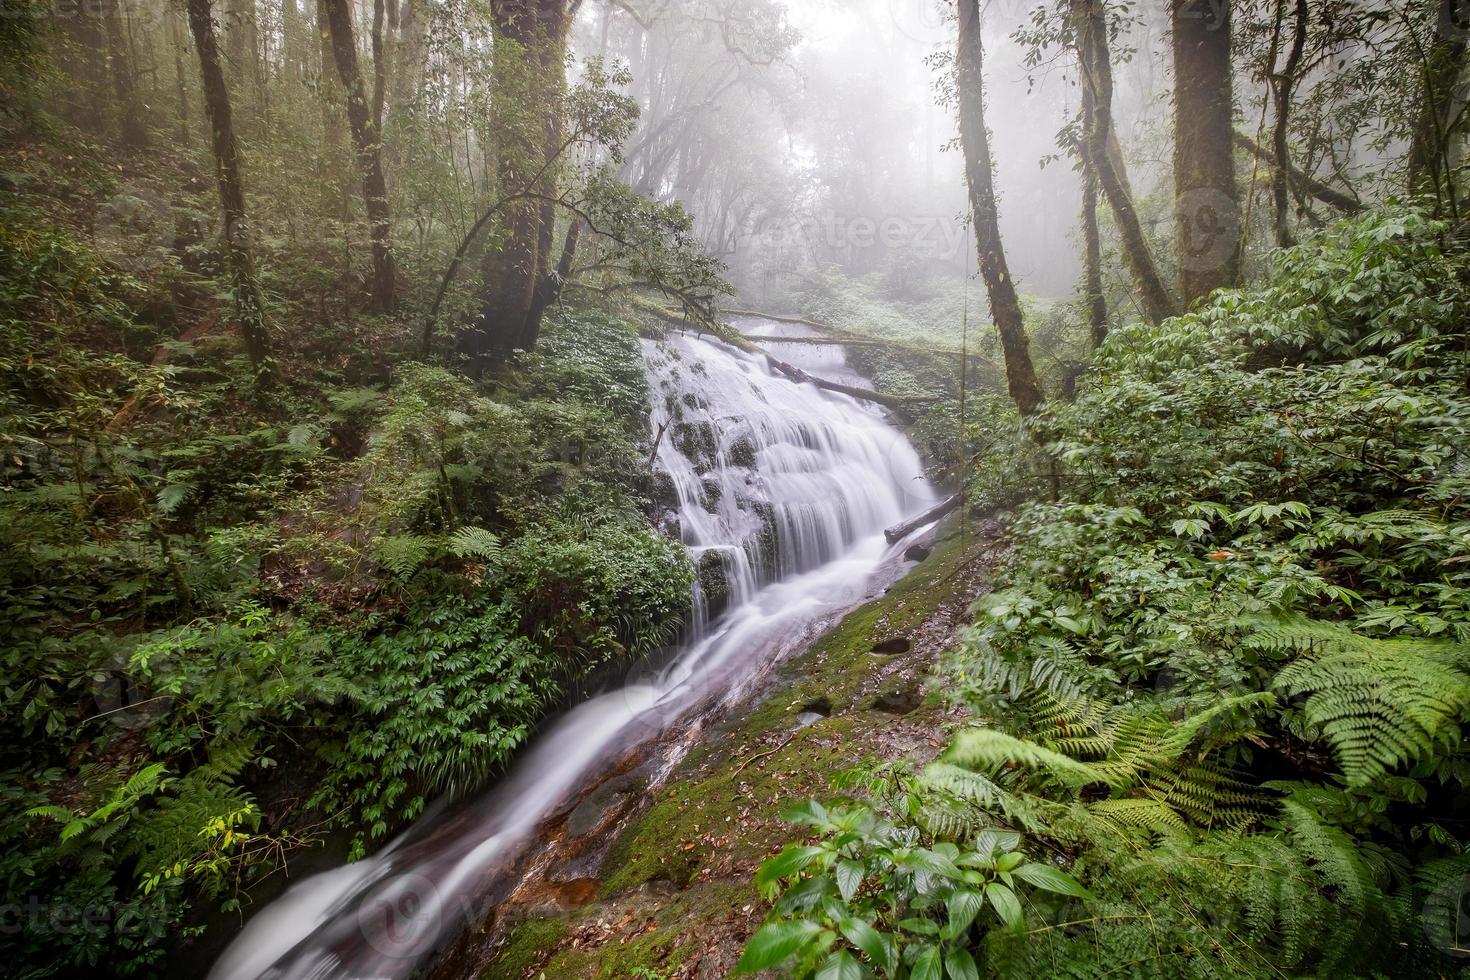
1 0 1468 977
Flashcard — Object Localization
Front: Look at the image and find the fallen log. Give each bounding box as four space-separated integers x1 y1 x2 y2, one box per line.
741 333 985 364
884 494 961 544
721 308 838 333
762 353 939 410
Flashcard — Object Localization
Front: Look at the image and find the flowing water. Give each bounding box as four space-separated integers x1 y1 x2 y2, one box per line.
210 318 937 980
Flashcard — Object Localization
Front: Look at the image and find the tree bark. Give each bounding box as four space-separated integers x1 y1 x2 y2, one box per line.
1269 0 1308 247
1080 73 1108 347
315 0 351 213
322 0 397 312
183 0 273 381
1171 0 1241 305
104 0 148 148
1406 0 1470 204
1074 0 1182 324
465 0 570 368
955 0 1044 417
222 0 259 85
1234 133 1362 213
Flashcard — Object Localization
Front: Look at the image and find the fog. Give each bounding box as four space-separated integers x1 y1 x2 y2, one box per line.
568 0 1185 306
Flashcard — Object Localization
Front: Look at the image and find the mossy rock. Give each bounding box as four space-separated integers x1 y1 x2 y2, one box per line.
726 435 757 468
671 421 718 471
697 550 731 620
699 477 722 512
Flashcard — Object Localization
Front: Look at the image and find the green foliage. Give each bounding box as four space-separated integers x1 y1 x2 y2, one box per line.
749 210 1470 977
737 799 1087 979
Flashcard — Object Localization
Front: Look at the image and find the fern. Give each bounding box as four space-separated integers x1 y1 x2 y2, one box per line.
447 525 501 562
374 534 436 578
1261 617 1470 786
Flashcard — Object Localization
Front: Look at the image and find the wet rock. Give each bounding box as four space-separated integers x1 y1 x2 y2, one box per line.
726 435 757 468
871 636 911 655
672 420 718 471
567 784 631 839
904 542 931 562
793 711 827 728
696 550 731 620
648 471 679 510
699 477 722 512
870 686 923 715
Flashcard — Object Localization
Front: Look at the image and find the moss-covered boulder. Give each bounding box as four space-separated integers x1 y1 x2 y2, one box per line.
696 550 731 620
672 420 718 471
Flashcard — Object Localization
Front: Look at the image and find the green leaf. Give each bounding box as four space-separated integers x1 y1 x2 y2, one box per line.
836 859 864 901
945 947 980 980
734 919 824 973
986 882 1025 933
1012 862 1091 899
757 845 828 894
946 888 985 934
816 949 864 980
838 917 889 971
910 943 943 980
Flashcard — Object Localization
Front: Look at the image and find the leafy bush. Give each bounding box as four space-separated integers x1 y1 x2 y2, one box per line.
749 210 1470 976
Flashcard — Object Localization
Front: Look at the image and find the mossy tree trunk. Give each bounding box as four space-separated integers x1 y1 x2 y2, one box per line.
1406 0 1470 207
1171 0 1241 305
465 0 570 369
954 0 1044 417
1073 0 1182 325
184 0 273 382
322 0 398 313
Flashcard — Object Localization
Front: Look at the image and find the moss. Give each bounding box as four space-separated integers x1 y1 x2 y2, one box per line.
726 435 757 468
487 916 568 979
671 420 718 471
481 522 988 979
604 524 980 894
508 880 753 979
699 477 722 511
696 550 731 620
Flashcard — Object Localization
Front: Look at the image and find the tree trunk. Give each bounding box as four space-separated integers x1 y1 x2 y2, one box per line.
1266 0 1309 247
525 217 581 346
183 0 273 381
103 0 148 148
222 0 259 85
1080 75 1108 347
169 3 191 142
1073 0 1182 324
1171 0 1241 304
465 0 569 368
955 0 1044 417
1406 0 1470 204
322 0 397 312
316 0 351 213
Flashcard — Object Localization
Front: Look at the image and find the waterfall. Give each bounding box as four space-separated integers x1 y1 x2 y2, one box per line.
209 319 936 980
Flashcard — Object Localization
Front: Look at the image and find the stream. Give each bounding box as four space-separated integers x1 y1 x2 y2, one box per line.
209 317 938 980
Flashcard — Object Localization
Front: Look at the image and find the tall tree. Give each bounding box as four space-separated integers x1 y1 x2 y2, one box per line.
1073 0 1182 324
954 0 1044 417
322 0 398 312
1172 0 1242 304
1406 0 1470 202
103 0 148 148
1079 72 1108 348
183 0 273 380
465 0 572 367
1267 0 1309 247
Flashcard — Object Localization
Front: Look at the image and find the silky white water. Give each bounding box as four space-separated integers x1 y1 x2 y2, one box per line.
209 319 936 980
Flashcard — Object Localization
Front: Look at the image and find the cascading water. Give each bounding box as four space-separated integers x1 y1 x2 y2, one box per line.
209 318 937 980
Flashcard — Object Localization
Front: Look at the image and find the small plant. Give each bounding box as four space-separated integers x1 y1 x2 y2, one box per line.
736 800 1087 978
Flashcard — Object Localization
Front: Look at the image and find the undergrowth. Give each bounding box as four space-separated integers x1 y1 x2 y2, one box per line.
743 210 1470 977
